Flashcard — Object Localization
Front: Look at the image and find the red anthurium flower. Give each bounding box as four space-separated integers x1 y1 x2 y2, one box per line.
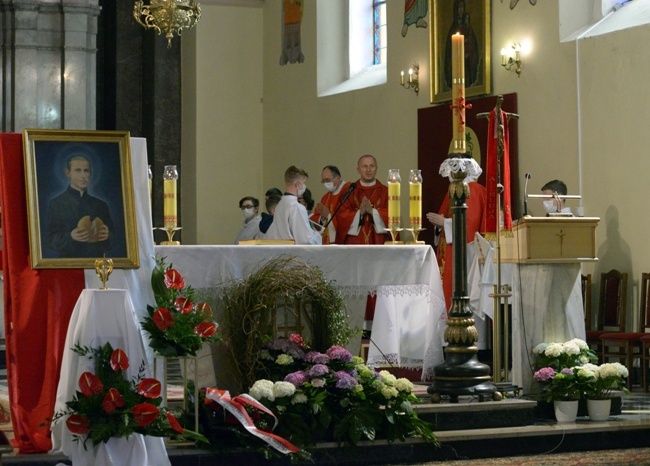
137 378 162 399
79 372 104 397
196 302 212 319
174 297 193 314
166 412 184 434
66 414 90 435
194 322 217 338
110 348 129 372
153 307 174 330
102 388 125 413
164 269 185 290
132 403 160 427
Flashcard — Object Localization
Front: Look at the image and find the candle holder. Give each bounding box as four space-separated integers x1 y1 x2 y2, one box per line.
94 257 113 290
406 226 426 244
385 225 403 244
157 226 182 245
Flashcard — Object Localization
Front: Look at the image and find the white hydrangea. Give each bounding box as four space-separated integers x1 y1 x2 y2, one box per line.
311 378 326 388
576 365 595 379
356 364 375 378
353 384 364 394
599 362 628 379
562 341 580 356
276 354 294 366
568 338 589 350
395 378 414 393
249 379 275 401
381 386 399 400
273 381 296 398
581 363 600 378
259 349 274 361
352 356 365 365
379 370 397 385
544 342 563 358
579 355 590 364
291 393 308 404
532 342 548 354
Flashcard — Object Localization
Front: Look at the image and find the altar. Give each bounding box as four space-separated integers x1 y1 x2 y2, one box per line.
154 244 446 379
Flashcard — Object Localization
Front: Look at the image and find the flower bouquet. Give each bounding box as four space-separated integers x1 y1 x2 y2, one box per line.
533 366 593 403
52 342 206 447
142 257 220 357
247 335 437 448
577 362 630 400
532 338 597 372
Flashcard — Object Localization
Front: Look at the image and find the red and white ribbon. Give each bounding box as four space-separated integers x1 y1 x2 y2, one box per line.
205 388 300 455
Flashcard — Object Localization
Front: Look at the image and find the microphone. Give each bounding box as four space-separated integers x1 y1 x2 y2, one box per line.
523 172 531 216
323 182 356 230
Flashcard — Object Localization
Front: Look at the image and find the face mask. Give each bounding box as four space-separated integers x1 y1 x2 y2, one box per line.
297 183 307 196
242 207 256 219
323 181 335 192
543 200 557 214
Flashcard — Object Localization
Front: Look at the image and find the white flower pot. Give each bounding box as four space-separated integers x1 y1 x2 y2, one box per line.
587 398 611 421
554 400 579 423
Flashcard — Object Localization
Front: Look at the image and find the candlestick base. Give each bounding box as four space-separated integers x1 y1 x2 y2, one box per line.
406 226 426 244
157 226 182 245
385 226 404 244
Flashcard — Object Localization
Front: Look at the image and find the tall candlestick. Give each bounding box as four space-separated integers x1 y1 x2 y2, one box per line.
163 165 178 228
148 164 153 207
387 169 401 228
451 33 466 154
409 169 422 228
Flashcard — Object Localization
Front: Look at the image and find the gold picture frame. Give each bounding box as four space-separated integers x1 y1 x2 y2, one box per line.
23 129 140 269
429 0 491 103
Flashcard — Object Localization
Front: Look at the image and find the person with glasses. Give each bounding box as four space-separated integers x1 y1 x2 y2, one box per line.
310 165 350 244
234 196 261 244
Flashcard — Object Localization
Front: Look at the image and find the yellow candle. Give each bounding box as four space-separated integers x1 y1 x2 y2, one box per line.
451 33 466 153
163 179 177 228
409 182 422 228
388 181 400 227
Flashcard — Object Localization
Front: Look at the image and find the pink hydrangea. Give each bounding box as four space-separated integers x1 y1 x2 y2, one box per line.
533 367 555 382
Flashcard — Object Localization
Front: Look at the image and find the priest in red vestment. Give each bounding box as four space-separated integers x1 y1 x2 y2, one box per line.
336 154 389 245
310 165 350 244
426 178 487 311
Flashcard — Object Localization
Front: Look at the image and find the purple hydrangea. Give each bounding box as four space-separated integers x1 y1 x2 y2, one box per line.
308 364 330 378
533 367 556 382
284 370 309 387
266 338 305 360
326 345 353 363
305 351 330 365
561 368 574 376
334 372 358 390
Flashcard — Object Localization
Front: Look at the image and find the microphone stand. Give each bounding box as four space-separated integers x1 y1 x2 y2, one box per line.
523 173 531 216
322 183 356 230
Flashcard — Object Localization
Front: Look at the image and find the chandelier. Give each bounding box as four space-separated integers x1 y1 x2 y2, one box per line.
133 0 201 48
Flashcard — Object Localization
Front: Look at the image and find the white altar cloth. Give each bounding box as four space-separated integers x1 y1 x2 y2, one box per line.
51 289 170 466
154 244 446 379
477 247 585 393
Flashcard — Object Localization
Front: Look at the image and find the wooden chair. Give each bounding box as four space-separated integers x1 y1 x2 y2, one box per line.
586 269 627 358
601 272 650 390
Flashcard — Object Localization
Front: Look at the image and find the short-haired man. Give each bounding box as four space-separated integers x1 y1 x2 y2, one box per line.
46 154 114 258
259 194 281 235
265 166 322 245
541 179 571 214
310 165 351 245
234 196 261 244
337 154 389 244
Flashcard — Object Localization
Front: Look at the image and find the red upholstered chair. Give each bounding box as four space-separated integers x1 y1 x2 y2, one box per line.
586 270 627 357
600 272 650 390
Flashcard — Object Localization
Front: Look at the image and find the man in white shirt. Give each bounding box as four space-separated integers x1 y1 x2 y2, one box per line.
234 196 261 244
266 166 322 245
541 179 572 214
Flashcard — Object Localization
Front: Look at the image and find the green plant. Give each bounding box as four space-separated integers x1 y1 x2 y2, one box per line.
577 362 630 400
533 366 593 403
532 338 597 371
142 256 220 357
219 256 356 392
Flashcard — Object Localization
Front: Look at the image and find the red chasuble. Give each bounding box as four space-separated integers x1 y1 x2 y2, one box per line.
336 180 389 245
310 181 350 245
436 181 487 311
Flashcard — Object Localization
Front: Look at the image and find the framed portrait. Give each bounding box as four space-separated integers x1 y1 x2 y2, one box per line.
429 0 491 103
23 129 140 269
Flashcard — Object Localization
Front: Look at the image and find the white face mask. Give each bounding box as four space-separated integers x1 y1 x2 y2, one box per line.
297 183 307 196
323 181 335 192
543 200 557 214
242 207 256 219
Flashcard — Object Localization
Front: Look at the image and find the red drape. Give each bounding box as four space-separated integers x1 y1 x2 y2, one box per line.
0 133 85 453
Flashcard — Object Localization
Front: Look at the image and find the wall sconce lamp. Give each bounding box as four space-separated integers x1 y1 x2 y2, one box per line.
501 43 522 76
400 65 419 95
